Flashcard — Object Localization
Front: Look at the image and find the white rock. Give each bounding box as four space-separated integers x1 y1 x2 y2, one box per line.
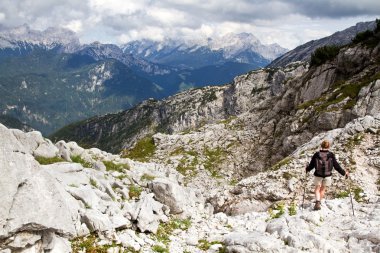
42 233 71 253
66 141 84 156
55 140 72 161
82 209 113 232
148 178 196 214
224 231 288 252
93 160 106 171
131 193 168 233
7 232 41 249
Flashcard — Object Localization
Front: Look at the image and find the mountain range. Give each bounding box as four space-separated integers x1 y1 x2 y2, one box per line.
0 25 286 134
122 33 286 69
52 20 380 172
1 20 379 253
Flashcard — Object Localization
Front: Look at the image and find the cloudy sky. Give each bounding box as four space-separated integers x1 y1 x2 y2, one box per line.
0 0 378 49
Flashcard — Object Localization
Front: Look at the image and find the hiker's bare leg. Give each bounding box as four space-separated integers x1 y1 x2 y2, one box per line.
320 186 326 201
314 185 321 201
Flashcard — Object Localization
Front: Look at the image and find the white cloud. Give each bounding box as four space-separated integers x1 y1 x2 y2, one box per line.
0 0 378 49
64 20 83 33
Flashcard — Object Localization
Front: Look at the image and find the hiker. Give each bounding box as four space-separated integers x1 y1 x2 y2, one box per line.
305 140 349 210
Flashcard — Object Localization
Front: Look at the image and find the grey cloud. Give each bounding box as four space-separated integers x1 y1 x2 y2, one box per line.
0 0 89 28
289 0 380 18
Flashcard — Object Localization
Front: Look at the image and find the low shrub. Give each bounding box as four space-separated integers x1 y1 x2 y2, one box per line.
310 45 340 66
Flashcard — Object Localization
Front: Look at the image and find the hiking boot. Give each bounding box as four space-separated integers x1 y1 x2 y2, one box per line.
314 201 321 210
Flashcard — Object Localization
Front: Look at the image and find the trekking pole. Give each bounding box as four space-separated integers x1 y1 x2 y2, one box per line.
347 174 355 217
302 165 308 210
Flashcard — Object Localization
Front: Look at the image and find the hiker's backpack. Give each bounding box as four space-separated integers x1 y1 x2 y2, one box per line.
315 152 333 177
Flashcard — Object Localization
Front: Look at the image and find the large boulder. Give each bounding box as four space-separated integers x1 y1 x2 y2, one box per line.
128 193 168 233
148 178 196 214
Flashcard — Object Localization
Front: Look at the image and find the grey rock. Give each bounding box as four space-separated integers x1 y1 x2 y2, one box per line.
33 140 59 158
224 231 288 252
42 232 71 253
7 232 41 249
55 140 72 162
131 193 168 233
82 209 112 232
148 178 196 214
93 160 106 171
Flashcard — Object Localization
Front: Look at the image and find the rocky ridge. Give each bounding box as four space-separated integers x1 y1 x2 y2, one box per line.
268 20 377 68
1 111 379 252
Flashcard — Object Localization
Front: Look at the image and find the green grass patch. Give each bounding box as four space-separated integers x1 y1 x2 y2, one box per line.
176 157 198 178
219 116 237 125
288 202 297 216
141 173 156 181
267 202 286 220
128 185 142 199
336 186 364 202
282 172 294 180
170 147 198 157
122 136 156 162
152 245 169 253
229 178 239 186
353 187 364 202
155 218 192 245
103 160 129 172
197 240 225 251
270 157 292 171
71 155 92 168
89 178 98 188
336 191 349 198
35 156 64 165
71 234 122 253
204 147 226 178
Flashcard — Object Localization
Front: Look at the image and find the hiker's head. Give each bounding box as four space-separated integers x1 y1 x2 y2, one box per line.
321 140 330 149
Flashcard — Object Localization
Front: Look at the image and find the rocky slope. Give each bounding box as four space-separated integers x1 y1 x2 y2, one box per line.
268 20 377 68
53 28 380 177
0 112 379 253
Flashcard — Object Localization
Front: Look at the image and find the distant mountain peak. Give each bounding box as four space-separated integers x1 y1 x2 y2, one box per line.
0 25 80 52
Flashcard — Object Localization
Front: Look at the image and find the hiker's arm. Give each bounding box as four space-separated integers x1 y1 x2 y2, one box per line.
306 153 317 172
332 153 346 176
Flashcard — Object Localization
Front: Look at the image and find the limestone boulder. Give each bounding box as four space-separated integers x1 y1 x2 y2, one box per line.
129 193 168 233
148 178 196 214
